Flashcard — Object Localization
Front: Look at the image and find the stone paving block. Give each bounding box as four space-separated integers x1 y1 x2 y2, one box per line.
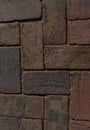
21 22 43 70
0 95 25 117
0 48 21 94
45 96 68 130
0 0 41 21
23 71 69 95
20 119 42 130
70 72 90 120
67 0 90 20
68 20 90 45
0 23 19 45
70 120 90 130
0 116 20 130
24 96 44 119
45 46 90 69
43 0 66 45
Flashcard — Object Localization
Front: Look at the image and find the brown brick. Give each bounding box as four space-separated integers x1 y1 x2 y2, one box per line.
45 96 68 130
0 95 25 117
68 20 90 45
67 0 90 20
45 46 90 69
70 121 90 130
70 72 90 120
0 48 21 94
20 119 42 130
21 22 43 70
0 0 41 21
23 71 69 95
24 96 44 119
0 117 20 130
0 23 19 45
43 0 66 45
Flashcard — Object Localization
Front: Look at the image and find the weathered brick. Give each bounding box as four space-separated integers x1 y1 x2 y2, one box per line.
23 71 69 95
0 117 20 130
68 20 90 45
0 23 19 45
21 22 43 70
0 0 41 21
43 0 66 45
45 96 68 130
70 121 90 130
0 95 25 117
70 72 90 120
20 119 42 130
67 0 90 20
24 96 44 119
45 46 90 69
0 48 21 93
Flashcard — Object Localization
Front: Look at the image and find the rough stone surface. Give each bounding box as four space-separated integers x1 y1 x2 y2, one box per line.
68 20 90 44
67 0 90 20
23 71 69 95
43 0 66 45
45 46 90 69
0 0 41 21
0 117 20 130
70 72 90 120
24 96 44 119
45 96 68 130
20 119 42 130
0 95 25 117
70 121 90 130
21 22 43 70
0 23 19 45
0 48 21 94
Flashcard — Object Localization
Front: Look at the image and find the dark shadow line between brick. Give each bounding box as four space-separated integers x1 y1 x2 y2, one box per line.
68 17 90 21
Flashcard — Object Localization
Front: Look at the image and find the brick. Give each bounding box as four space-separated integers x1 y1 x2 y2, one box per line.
0 48 21 93
0 117 20 130
67 0 90 20
21 22 43 70
24 96 44 119
43 0 66 45
0 95 25 117
70 72 90 120
68 20 90 45
70 121 90 130
45 46 90 69
23 71 69 95
20 119 42 130
0 0 41 21
0 23 19 45
45 96 68 130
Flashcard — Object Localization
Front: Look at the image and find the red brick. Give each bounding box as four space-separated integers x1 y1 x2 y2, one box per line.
20 119 42 130
70 121 90 130
0 23 19 45
70 72 90 120
0 0 41 21
21 22 43 70
68 20 90 45
43 0 66 45
67 0 90 20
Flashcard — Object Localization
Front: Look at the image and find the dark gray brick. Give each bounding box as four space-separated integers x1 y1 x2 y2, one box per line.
0 117 20 130
0 0 41 21
23 71 69 95
0 48 21 93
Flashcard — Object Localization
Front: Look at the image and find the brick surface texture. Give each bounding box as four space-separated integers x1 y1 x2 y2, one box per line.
0 0 89 130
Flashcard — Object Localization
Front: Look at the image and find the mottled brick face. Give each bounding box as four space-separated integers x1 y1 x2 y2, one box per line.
23 71 69 95
70 72 90 120
0 48 21 94
0 0 41 21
